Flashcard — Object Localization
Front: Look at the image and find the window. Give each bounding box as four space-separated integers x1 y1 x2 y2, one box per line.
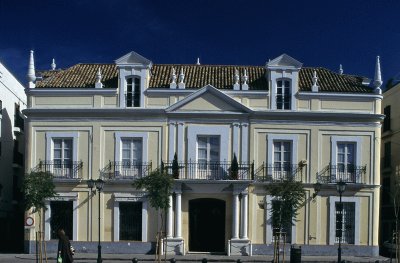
52 138 73 177
197 136 220 165
126 77 140 107
119 202 143 241
46 132 79 179
336 143 355 181
276 79 291 110
384 142 391 168
197 136 220 179
120 138 143 177
383 105 391 132
335 202 355 244
50 201 73 240
273 141 292 180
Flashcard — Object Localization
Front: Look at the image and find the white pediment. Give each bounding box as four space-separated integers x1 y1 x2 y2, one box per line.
166 85 252 113
267 54 303 69
115 51 152 67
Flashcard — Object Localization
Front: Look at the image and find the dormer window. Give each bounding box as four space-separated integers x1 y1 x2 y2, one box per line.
126 77 141 107
276 79 291 110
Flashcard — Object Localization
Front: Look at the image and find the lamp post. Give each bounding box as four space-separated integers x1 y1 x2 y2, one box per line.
87 178 105 263
336 180 346 263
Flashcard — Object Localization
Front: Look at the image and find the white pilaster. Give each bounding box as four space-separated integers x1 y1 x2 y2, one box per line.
167 195 173 238
175 191 182 238
168 122 176 161
240 192 249 239
232 193 240 239
232 123 240 158
240 123 249 163
177 122 184 162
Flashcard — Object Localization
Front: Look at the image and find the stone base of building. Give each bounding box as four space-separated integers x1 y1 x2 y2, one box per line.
252 244 379 257
160 238 185 255
25 240 379 257
228 239 252 256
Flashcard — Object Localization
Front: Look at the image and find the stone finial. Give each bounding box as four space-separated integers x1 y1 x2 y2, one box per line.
242 68 249 91
27 50 36 88
95 68 103 88
233 68 240 90
51 58 56 70
178 68 185 89
311 70 319 92
373 56 383 93
196 58 200 65
170 67 177 89
339 64 343 75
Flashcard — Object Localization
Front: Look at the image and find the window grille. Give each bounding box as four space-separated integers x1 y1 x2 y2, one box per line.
119 202 142 241
335 202 355 244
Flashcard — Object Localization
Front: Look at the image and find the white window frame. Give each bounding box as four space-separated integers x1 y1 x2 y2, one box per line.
276 78 292 110
46 132 79 163
197 135 220 163
115 132 148 163
119 70 146 108
265 195 296 244
269 71 298 110
113 193 148 242
125 76 141 107
330 136 362 167
187 126 229 162
267 134 298 168
329 196 360 245
44 193 79 241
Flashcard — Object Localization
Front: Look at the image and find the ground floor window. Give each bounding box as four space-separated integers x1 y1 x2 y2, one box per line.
50 201 73 240
119 202 142 241
335 202 355 244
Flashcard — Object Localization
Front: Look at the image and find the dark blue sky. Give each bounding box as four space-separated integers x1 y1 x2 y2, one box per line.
0 0 399 88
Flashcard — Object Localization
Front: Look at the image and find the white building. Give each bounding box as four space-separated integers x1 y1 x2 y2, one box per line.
0 59 26 251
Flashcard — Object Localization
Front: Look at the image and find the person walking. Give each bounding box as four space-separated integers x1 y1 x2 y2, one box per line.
57 228 74 263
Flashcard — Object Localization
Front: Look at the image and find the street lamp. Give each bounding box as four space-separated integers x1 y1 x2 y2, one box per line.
336 180 346 263
87 178 105 263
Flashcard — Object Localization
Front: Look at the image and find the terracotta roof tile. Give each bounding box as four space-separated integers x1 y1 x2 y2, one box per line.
35 63 373 93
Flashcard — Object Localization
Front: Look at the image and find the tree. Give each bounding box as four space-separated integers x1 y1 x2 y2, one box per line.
23 171 57 263
268 179 306 262
269 179 306 230
132 168 173 262
172 153 179 179
230 153 239 180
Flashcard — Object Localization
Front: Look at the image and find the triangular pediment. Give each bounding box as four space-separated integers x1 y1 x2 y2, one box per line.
166 85 252 113
267 54 302 69
115 51 152 67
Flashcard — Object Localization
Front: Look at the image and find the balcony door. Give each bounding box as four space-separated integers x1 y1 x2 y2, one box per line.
337 143 355 182
273 141 292 181
197 136 220 179
121 138 143 178
53 139 72 178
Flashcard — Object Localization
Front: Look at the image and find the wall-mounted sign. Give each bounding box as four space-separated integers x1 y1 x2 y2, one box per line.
25 216 34 227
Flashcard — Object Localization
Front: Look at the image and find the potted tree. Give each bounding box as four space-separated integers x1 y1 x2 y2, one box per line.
230 153 239 180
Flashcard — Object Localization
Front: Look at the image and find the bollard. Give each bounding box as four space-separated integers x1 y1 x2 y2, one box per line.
170 258 176 263
202 258 208 263
132 258 139 263
237 260 242 263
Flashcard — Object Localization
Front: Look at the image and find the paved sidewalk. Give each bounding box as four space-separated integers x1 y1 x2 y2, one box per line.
5 253 390 263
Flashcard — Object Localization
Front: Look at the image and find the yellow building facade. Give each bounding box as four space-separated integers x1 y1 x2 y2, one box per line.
23 51 383 256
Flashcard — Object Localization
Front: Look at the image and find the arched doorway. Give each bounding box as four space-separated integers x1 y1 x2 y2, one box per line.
189 198 225 252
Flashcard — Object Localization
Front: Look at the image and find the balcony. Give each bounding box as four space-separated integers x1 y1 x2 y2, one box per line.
163 161 254 180
35 160 83 180
100 161 152 180
316 164 366 184
254 163 305 182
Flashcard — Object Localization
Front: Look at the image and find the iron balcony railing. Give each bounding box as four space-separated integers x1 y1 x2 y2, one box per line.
254 163 305 182
35 160 83 179
100 161 152 180
316 164 366 184
163 161 254 180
